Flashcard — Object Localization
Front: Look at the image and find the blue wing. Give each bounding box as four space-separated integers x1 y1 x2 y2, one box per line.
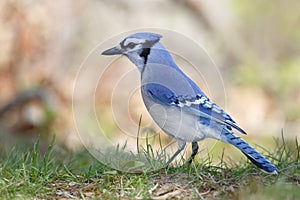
144 83 178 105
145 83 246 135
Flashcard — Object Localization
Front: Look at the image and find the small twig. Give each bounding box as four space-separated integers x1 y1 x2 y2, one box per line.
151 189 182 200
277 164 300 178
194 188 210 200
278 164 300 172
148 183 159 195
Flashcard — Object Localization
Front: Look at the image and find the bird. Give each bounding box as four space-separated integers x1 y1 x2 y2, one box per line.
102 32 278 174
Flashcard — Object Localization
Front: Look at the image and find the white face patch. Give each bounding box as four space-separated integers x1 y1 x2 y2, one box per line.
123 38 145 47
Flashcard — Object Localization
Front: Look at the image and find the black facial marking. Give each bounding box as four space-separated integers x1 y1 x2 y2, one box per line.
140 48 150 64
120 40 126 48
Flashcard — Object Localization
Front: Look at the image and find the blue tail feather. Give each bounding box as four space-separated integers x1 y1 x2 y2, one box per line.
223 132 278 174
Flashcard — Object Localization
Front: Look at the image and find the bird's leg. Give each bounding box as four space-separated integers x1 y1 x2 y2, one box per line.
188 142 199 164
166 140 186 166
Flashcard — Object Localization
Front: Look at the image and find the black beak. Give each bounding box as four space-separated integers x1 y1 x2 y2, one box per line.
101 45 123 55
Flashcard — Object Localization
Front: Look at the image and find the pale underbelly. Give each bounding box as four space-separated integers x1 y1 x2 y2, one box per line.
147 102 223 142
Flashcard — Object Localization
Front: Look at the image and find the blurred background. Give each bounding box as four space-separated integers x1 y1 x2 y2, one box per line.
0 0 299 159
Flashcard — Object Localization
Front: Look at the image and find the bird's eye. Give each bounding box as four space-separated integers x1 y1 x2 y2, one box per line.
127 42 136 49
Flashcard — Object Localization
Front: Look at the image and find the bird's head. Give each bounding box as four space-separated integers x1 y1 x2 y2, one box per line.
102 32 162 71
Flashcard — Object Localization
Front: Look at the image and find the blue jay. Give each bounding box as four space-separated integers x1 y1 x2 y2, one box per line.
102 32 278 174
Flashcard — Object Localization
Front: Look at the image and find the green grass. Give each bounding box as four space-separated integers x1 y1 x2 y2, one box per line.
0 135 299 199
